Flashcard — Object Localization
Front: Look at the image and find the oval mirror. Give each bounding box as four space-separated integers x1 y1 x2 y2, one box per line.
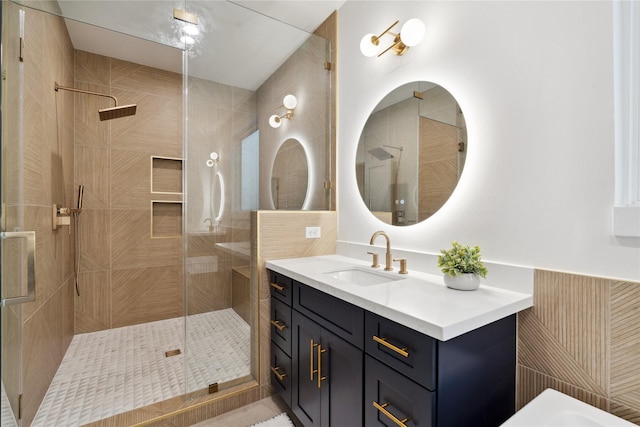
271 138 309 209
356 81 467 226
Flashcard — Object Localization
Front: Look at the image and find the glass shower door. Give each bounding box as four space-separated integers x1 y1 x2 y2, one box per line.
1 2 31 426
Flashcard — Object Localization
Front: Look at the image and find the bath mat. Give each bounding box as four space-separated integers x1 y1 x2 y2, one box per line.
251 412 295 427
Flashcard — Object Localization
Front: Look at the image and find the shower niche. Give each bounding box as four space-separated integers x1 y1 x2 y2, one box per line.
151 156 183 239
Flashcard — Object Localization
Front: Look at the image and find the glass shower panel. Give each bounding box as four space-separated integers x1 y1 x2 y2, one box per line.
183 0 331 397
1 4 26 427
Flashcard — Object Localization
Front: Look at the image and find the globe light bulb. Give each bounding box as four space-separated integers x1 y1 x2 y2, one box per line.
210 152 219 161
360 34 380 57
400 19 425 47
269 114 282 128
283 94 297 110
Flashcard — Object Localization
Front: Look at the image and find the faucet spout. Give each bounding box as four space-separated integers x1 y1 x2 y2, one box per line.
370 230 393 271
204 218 213 232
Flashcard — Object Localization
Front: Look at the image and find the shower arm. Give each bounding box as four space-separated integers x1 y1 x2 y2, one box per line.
54 83 119 107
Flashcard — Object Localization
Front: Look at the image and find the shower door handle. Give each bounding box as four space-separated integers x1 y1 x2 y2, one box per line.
1 231 36 306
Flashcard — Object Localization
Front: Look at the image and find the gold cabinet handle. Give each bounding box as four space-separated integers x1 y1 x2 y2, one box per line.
270 282 285 291
372 401 409 427
270 319 287 331
317 343 327 389
310 339 318 381
270 366 287 382
372 335 409 358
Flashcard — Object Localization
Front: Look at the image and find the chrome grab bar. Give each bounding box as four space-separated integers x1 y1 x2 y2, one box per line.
1 231 36 306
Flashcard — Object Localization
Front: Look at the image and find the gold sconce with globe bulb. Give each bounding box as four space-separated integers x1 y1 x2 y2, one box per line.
269 94 298 128
360 18 425 58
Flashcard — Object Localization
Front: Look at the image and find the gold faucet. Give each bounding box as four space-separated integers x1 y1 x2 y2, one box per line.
370 230 393 271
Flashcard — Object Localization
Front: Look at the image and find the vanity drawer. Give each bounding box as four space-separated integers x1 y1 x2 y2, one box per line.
365 354 435 427
270 296 292 356
365 311 437 391
293 282 364 349
269 270 293 305
270 341 292 407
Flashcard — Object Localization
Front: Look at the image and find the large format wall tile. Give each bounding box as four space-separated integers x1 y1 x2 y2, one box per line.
518 270 609 395
518 270 640 425
75 270 111 333
111 265 183 327
611 281 640 412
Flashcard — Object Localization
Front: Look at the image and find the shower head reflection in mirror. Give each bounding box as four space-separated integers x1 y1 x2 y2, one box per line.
356 81 467 226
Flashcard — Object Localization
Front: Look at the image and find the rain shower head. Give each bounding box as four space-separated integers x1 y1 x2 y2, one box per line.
99 104 137 121
55 82 137 121
368 146 394 160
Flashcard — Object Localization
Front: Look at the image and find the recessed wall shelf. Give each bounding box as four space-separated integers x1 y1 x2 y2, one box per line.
151 201 183 239
151 156 183 194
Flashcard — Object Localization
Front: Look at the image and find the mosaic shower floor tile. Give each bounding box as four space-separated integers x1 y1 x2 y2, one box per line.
32 309 250 426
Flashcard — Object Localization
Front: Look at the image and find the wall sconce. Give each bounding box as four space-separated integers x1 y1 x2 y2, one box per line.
269 94 298 128
206 152 219 167
360 18 425 57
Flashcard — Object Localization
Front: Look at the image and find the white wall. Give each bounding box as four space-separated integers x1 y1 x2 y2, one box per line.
337 1 640 282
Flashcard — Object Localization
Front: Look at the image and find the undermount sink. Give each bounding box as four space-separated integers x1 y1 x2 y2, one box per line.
323 267 405 286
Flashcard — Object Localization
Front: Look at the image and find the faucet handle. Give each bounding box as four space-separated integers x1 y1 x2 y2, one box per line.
393 258 408 274
367 251 380 268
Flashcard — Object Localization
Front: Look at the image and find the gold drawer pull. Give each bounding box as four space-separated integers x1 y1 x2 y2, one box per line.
270 282 285 291
270 320 287 331
372 335 409 358
270 366 287 381
310 339 318 380
373 401 409 427
317 343 327 389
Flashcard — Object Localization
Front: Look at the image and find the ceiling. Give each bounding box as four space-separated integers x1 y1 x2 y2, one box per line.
52 0 345 90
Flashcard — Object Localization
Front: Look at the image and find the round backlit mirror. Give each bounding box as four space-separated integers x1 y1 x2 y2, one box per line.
355 81 467 226
271 138 308 209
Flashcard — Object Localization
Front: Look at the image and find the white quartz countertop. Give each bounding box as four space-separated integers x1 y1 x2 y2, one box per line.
266 254 533 341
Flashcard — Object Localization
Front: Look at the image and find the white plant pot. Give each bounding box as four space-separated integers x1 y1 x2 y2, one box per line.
443 273 481 291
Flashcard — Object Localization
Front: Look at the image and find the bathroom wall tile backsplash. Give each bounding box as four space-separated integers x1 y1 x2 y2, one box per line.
518 270 640 424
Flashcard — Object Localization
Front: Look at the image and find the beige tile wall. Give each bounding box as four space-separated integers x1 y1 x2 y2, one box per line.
254 210 338 399
1 4 77 425
518 270 640 424
74 51 184 333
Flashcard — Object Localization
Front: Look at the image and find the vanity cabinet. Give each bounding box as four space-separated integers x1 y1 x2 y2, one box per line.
268 269 516 427
291 310 363 427
269 271 294 406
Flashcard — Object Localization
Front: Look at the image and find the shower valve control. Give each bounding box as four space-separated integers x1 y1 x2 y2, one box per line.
52 204 82 230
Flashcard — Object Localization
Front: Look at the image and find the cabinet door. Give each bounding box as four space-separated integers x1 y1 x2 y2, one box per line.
365 355 435 427
292 311 323 427
320 328 363 427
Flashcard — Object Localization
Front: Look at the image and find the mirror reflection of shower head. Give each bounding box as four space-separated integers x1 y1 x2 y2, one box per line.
54 82 137 121
368 146 394 160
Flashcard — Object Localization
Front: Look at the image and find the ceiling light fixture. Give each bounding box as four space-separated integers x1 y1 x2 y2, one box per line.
269 94 298 128
360 18 425 58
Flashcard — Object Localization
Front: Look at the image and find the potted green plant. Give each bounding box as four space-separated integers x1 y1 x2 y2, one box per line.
437 241 488 291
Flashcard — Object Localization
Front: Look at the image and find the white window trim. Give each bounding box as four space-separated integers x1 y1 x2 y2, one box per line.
613 0 640 237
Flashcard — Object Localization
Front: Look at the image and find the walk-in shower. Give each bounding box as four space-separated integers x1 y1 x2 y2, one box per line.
2 0 332 425
54 83 137 121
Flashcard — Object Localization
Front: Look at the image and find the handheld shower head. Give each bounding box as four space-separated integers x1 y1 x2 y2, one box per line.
77 185 84 210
